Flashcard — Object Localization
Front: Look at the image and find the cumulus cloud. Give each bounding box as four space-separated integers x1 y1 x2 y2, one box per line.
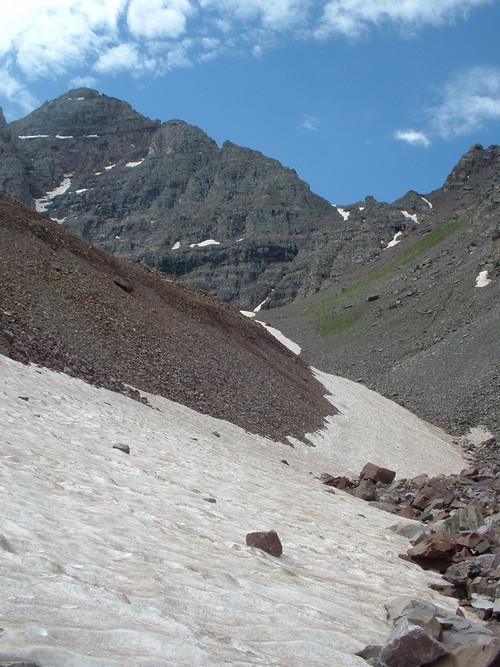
394 129 430 147
127 0 193 39
0 0 497 118
429 66 500 139
95 43 141 74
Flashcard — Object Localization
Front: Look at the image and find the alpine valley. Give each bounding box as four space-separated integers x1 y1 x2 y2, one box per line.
0 87 498 439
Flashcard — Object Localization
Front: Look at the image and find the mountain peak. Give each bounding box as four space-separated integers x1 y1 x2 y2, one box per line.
10 88 159 137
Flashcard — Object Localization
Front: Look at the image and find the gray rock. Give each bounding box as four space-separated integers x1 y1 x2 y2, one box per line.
379 619 449 667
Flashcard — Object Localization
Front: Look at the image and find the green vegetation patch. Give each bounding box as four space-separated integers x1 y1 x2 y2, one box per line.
306 216 465 335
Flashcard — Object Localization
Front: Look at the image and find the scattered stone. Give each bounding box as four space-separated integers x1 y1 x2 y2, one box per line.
246 530 283 557
17 396 29 401
203 497 217 503
113 443 130 454
280 459 289 465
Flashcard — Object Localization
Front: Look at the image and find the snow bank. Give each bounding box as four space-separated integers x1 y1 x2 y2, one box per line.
0 356 465 666
475 270 492 288
189 239 220 248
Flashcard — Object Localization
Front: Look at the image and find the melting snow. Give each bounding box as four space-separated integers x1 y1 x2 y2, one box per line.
385 231 403 249
359 206 365 211
104 164 116 171
55 135 73 140
34 175 73 213
256 321 302 355
172 241 181 250
240 310 255 318
86 134 99 138
421 197 433 209
125 159 144 168
0 355 465 666
50 217 66 224
189 239 220 248
75 188 89 194
18 134 49 139
475 270 492 287
336 207 350 221
401 210 419 224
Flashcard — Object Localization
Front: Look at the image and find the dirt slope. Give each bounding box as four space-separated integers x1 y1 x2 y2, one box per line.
0 194 334 441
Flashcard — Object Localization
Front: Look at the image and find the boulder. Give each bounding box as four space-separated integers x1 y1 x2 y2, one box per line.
378 619 449 667
360 462 396 485
406 531 456 570
246 530 283 557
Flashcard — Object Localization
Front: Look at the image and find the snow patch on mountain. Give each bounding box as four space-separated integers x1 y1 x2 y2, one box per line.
475 270 492 287
385 231 403 248
125 159 144 168
189 239 220 248
35 175 73 213
401 210 419 224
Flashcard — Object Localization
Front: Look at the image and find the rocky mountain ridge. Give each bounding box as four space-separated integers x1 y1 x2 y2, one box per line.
1 88 443 309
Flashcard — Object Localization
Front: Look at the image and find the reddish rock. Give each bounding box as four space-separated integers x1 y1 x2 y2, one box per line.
319 474 353 490
246 530 283 557
398 505 420 519
406 531 456 570
360 462 396 485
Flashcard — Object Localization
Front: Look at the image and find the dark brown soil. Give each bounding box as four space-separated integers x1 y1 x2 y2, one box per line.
0 194 335 441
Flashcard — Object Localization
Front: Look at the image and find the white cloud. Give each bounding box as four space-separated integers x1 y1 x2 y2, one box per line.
0 0 497 119
70 75 98 89
0 69 38 114
394 129 430 147
315 0 492 39
429 66 500 139
127 0 193 39
199 0 306 32
300 114 320 131
95 43 140 73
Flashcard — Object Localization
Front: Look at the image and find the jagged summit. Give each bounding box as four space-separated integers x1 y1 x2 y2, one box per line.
10 87 159 137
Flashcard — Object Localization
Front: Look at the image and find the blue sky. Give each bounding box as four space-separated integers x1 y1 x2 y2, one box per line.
1 1 499 204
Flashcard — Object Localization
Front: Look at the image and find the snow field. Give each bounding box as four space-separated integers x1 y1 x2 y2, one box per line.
0 356 466 666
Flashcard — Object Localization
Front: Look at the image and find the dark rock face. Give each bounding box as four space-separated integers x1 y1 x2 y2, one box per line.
2 88 439 312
